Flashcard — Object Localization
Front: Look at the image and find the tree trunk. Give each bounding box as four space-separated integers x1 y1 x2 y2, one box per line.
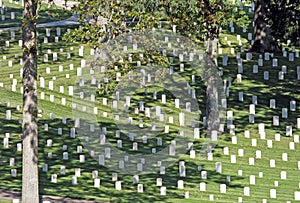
206 74 220 132
22 0 39 202
207 37 218 66
206 37 220 133
250 0 281 53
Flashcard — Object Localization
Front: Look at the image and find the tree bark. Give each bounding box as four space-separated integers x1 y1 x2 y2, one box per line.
205 37 220 133
22 0 39 202
250 0 281 53
207 37 218 66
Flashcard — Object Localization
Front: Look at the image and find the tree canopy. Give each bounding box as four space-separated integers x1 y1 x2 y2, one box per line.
251 0 300 53
64 0 249 47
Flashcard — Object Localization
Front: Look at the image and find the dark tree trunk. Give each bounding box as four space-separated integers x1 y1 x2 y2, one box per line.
206 73 220 132
250 0 282 53
22 0 39 202
207 37 218 66
202 0 221 133
206 37 220 133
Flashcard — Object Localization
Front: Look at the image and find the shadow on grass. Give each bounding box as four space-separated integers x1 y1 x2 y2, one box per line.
0 2 73 29
0 103 245 203
218 53 300 136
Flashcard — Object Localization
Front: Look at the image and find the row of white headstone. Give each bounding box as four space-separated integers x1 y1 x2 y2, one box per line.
4 29 63 46
1 11 17 20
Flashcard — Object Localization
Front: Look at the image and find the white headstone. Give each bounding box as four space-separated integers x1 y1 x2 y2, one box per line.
190 150 196 159
17 143 22 151
199 182 206 191
220 184 226 193
264 71 269 80
244 187 250 196
264 52 270 60
282 108 288 118
290 142 295 150
115 181 122 190
250 175 255 185
136 184 143 193
294 135 299 143
5 110 11 120
238 149 244 157
258 123 265 134
267 140 273 148
270 159 276 168
232 136 237 144
79 47 84 57
273 59 278 67
3 138 9 148
179 161 186 177
216 162 222 173
169 140 176 155
160 186 166 195
237 74 242 83
10 158 15 167
94 178 100 188
249 104 255 114
112 173 118 181
278 71 284 80
290 100 296 111
270 99 276 108
177 180 184 189
231 155 236 163
238 92 243 101
256 150 261 159
270 189 276 198
273 116 279 126
56 27 61 36
51 174 57 183
249 157 255 165
245 130 250 138
280 171 286 180
201 171 207 179
286 126 293 136
99 155 105 166
44 54 48 62
223 147 229 155
258 59 263 66
156 178 162 186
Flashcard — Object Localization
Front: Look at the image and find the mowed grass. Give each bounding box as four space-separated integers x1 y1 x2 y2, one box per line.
1 3 300 203
0 0 73 28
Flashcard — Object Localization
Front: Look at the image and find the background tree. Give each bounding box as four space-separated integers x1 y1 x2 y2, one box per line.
65 0 248 132
164 0 227 131
64 0 163 46
67 0 248 58
22 0 39 202
250 0 276 53
251 0 300 53
269 0 300 47
163 0 248 132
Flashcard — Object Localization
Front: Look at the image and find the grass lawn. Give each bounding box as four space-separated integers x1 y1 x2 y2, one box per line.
0 1 300 203
0 0 73 28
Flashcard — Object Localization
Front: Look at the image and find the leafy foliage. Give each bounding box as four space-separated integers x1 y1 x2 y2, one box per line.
63 0 250 46
267 0 300 46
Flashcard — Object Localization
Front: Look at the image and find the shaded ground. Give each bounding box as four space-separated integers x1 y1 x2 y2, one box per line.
0 189 110 203
0 1 108 202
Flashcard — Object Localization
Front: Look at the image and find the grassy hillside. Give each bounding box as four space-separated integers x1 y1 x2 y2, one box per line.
0 1 300 203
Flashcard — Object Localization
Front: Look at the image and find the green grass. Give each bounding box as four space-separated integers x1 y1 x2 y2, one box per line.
0 0 73 28
1 2 300 203
0 200 12 203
